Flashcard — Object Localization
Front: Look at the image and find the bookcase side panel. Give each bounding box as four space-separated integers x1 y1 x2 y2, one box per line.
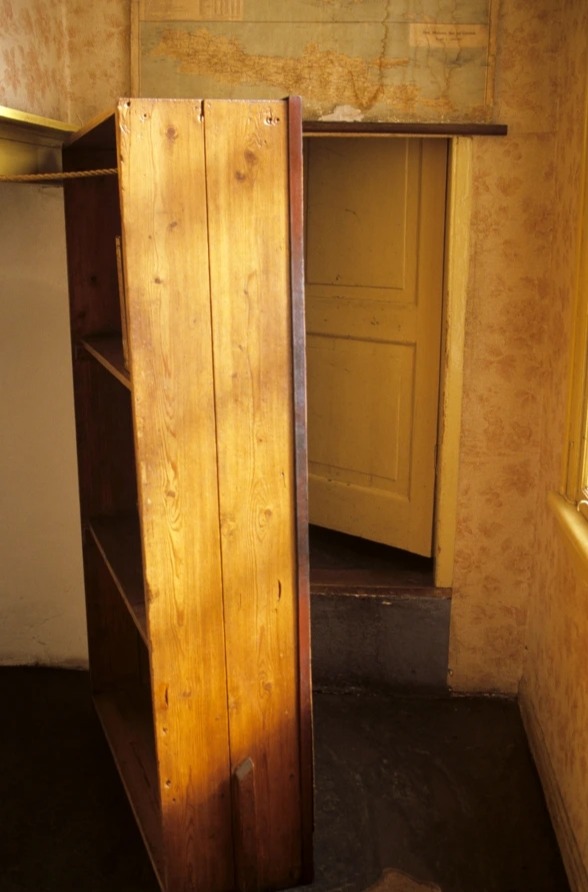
117 98 234 892
286 95 314 885
62 137 142 704
204 98 304 891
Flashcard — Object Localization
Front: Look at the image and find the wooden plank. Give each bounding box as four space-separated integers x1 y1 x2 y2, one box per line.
89 515 147 643
204 98 303 890
117 98 234 892
82 335 130 388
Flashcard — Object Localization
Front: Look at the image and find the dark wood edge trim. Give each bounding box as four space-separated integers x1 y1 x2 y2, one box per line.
64 109 116 145
303 121 508 136
287 94 314 885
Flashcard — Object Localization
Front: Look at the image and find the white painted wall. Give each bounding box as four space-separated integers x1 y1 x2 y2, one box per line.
0 183 87 666
0 0 129 667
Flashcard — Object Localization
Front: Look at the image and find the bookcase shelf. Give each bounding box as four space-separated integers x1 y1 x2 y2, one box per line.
94 682 163 883
89 514 146 642
62 98 312 892
82 335 130 389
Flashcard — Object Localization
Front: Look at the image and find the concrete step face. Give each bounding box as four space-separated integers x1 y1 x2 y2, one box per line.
311 589 451 693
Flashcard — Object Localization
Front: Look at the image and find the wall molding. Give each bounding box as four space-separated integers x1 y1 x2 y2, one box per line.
434 136 473 589
0 105 75 176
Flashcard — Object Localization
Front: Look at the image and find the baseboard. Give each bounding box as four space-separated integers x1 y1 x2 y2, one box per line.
519 684 588 892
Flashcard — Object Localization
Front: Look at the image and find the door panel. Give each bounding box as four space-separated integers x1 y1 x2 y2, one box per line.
304 137 447 556
307 338 413 494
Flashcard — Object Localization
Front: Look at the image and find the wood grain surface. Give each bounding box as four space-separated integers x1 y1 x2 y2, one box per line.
118 98 234 892
64 97 311 891
204 99 302 890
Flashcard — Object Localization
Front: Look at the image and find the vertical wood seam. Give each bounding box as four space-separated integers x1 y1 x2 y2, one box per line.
201 99 237 887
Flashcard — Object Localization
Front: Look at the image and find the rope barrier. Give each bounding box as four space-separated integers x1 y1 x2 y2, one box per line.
0 168 118 182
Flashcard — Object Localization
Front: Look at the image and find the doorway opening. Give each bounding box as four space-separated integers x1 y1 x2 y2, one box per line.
302 133 450 589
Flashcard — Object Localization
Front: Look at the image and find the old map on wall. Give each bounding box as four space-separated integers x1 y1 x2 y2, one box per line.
132 1 498 122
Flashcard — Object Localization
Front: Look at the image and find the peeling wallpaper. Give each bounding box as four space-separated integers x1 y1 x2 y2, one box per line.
135 2 498 124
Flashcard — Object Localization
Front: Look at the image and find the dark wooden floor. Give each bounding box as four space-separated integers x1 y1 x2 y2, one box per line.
0 667 570 892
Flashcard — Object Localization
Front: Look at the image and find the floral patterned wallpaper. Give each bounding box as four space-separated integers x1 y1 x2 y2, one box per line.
0 0 68 120
521 0 588 881
448 0 562 693
65 0 130 125
450 0 588 876
0 0 129 124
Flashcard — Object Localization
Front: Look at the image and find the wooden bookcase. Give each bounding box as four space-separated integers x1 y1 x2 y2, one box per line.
62 98 312 892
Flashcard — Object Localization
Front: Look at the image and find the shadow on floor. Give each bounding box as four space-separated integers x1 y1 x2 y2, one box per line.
0 668 569 892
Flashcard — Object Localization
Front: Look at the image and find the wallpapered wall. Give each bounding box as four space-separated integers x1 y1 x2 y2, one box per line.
0 0 582 688
65 0 131 125
448 0 561 692
521 0 588 882
0 0 130 123
0 0 68 120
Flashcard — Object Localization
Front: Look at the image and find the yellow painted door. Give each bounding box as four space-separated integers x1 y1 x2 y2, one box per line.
304 137 447 557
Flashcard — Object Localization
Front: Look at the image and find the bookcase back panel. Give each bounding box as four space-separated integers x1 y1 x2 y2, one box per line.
63 171 121 339
72 361 137 520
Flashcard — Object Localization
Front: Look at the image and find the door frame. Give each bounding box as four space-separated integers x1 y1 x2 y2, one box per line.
434 137 473 587
301 133 473 588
